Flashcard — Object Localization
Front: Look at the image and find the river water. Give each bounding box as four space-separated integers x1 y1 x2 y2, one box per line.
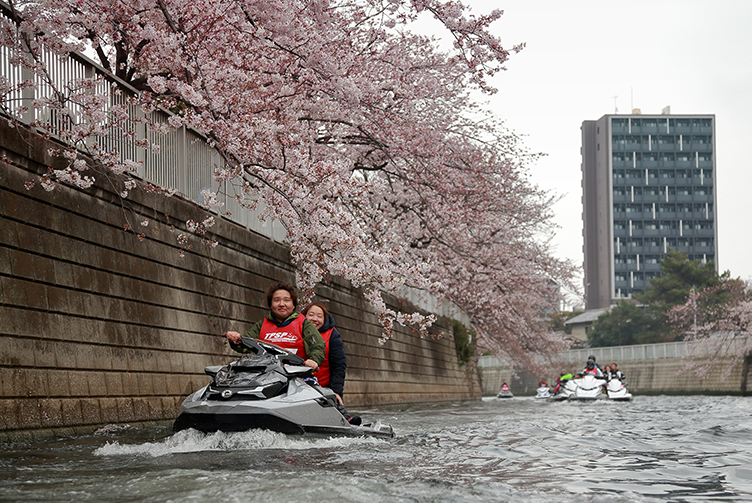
1 395 751 502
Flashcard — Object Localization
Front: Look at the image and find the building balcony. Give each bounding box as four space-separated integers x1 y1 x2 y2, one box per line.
615 264 640 272
624 177 644 185
656 144 677 151
690 144 713 153
637 195 661 203
674 177 694 186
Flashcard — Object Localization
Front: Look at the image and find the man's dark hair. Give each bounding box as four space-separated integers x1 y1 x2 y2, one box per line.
266 282 298 308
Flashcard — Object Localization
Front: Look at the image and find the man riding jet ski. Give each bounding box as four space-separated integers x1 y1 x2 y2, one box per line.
535 380 552 399
173 337 394 438
497 381 513 398
603 362 632 401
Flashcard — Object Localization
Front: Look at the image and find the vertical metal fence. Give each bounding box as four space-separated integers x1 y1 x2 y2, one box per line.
0 1 288 242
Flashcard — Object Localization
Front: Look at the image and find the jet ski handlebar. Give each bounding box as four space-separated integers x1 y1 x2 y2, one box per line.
239 337 306 366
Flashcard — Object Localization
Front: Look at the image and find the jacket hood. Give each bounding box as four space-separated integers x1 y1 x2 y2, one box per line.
319 313 336 332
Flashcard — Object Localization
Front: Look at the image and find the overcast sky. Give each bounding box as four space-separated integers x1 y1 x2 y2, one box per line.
437 1 752 298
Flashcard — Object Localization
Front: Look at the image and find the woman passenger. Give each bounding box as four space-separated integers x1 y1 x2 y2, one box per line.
302 302 360 425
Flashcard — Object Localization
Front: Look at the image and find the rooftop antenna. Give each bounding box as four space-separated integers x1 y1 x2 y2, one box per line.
612 95 619 114
630 87 634 112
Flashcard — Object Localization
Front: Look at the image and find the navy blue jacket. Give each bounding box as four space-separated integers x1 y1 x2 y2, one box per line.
320 314 347 396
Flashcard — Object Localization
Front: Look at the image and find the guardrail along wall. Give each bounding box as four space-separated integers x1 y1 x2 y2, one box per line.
0 121 480 437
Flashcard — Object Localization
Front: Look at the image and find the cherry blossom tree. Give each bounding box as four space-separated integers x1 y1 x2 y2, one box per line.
1 0 575 366
669 279 752 377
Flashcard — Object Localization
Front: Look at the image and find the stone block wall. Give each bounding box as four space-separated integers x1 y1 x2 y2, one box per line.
0 121 479 437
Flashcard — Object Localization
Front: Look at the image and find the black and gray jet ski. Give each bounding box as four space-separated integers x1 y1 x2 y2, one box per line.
173 337 394 438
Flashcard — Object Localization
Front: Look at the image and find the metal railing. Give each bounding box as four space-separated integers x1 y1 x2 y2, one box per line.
478 337 752 368
0 0 287 242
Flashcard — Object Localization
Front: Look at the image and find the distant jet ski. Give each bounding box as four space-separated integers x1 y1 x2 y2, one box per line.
497 383 513 398
173 338 394 438
605 377 633 401
568 374 607 401
535 386 552 399
549 377 576 401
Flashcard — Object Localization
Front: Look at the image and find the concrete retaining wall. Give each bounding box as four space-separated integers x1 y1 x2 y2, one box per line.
0 121 480 437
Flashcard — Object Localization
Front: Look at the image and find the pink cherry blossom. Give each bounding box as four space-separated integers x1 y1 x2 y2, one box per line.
2 0 576 367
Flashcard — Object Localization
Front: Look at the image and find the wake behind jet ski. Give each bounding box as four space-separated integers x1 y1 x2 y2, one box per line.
173 337 394 438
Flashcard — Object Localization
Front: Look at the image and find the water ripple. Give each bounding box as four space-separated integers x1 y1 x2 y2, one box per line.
1 395 751 502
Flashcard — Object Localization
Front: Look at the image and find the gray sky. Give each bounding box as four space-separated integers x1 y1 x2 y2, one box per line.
455 1 752 296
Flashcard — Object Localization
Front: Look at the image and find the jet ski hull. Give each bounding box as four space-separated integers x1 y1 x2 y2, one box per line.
535 386 552 399
605 380 633 401
569 374 607 400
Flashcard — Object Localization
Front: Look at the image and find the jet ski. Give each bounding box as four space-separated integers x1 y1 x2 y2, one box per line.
535 386 552 399
568 374 607 400
497 384 513 398
550 379 577 402
605 377 633 401
173 337 394 438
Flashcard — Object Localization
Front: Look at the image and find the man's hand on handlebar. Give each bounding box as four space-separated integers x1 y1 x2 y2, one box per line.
224 331 241 344
303 359 319 371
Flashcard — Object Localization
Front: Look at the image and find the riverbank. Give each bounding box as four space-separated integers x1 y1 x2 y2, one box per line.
480 340 751 396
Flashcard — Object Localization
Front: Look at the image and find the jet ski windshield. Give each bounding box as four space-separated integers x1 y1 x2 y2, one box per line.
233 353 278 372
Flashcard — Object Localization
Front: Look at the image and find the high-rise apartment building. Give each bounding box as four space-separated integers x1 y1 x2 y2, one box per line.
581 114 717 310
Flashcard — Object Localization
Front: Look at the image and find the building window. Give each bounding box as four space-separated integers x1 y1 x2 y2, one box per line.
657 135 675 144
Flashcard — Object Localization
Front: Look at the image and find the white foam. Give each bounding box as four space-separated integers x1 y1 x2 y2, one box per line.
94 429 386 457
